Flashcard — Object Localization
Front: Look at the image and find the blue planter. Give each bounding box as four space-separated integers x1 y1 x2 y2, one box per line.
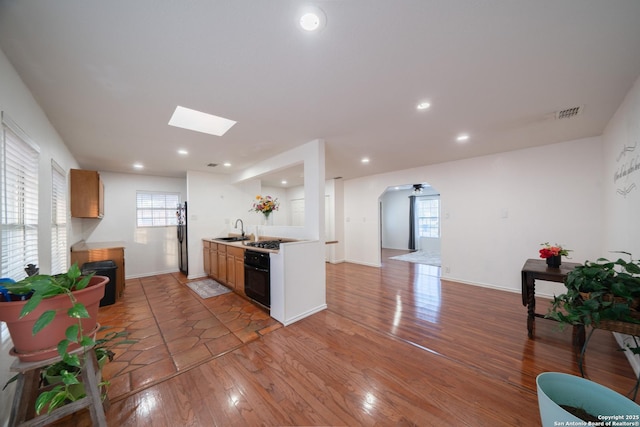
537 372 640 426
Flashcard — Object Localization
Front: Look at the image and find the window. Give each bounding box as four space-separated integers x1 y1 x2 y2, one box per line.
51 160 67 275
416 196 439 238
1 112 39 280
136 192 180 227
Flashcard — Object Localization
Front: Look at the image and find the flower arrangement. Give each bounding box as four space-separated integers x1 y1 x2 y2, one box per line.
250 195 279 217
539 242 570 259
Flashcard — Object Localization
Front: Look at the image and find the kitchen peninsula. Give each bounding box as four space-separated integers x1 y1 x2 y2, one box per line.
202 237 326 326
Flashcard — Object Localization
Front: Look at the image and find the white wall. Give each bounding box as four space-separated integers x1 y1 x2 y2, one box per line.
601 76 640 374
0 47 83 427
186 170 260 279
381 189 411 250
231 139 326 242
344 136 604 294
602 75 640 256
0 49 82 276
188 139 327 279
331 178 345 263
78 172 186 278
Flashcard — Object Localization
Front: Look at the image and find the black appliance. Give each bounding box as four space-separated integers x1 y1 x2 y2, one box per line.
81 260 117 307
177 202 188 275
244 250 270 307
244 240 282 250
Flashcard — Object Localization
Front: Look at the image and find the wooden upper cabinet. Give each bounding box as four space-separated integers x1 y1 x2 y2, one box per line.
70 169 104 218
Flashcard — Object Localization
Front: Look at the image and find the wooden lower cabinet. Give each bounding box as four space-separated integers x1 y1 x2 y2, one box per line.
217 245 227 283
203 241 211 275
226 246 244 291
202 240 245 295
210 244 218 278
235 256 245 295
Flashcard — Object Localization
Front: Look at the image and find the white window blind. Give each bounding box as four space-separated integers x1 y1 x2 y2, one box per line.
1 112 39 280
136 191 180 227
51 160 67 275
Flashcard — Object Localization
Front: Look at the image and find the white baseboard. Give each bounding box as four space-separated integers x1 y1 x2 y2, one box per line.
343 259 382 268
281 304 328 326
125 268 180 279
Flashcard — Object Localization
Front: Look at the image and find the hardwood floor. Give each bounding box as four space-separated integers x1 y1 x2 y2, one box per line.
5 250 639 425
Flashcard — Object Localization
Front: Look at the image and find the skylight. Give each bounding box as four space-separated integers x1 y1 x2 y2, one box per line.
168 106 236 137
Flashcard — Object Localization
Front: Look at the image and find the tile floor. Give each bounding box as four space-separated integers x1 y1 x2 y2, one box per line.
97 273 282 403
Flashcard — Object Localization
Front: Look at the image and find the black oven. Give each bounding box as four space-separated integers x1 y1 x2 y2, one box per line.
244 250 270 307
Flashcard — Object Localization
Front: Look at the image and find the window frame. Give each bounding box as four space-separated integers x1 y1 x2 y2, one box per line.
51 160 67 275
1 111 40 280
135 191 181 228
415 196 440 239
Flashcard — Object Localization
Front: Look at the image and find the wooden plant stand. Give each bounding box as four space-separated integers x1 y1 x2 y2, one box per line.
8 346 108 427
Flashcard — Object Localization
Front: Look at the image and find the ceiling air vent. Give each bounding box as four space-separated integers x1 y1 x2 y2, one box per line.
207 163 218 167
556 106 583 120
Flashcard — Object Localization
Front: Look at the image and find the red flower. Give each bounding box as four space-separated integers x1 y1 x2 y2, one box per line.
539 243 570 259
539 248 553 259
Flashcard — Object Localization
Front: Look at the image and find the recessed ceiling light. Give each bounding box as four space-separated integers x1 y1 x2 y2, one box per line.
361 157 370 164
223 162 231 167
417 102 431 110
281 180 288 185
133 163 144 169
168 106 236 137
299 7 326 32
177 149 188 155
456 134 470 142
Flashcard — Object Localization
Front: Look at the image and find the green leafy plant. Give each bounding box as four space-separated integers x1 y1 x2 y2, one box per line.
546 252 640 327
0 263 127 414
37 326 136 413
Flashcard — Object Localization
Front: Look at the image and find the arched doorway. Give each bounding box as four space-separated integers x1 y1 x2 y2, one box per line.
379 182 441 271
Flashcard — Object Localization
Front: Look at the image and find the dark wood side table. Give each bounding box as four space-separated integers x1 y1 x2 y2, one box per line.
521 258 582 340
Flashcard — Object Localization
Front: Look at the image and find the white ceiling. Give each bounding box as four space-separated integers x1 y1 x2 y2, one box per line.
1 1 639 188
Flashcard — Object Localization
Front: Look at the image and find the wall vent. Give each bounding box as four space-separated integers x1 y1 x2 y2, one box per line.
556 106 583 120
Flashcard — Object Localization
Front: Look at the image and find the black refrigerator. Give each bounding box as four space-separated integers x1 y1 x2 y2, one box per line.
177 202 188 275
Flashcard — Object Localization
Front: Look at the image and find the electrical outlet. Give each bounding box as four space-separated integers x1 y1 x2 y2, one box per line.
445 266 451 273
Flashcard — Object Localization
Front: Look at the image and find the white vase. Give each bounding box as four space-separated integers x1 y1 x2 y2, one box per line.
262 212 272 226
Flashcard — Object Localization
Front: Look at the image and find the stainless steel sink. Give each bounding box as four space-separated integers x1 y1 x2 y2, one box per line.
214 236 248 242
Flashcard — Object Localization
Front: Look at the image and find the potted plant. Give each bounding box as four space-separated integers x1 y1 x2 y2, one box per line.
38 326 136 413
539 242 571 268
537 372 640 426
541 253 640 422
0 263 110 415
0 263 107 362
546 252 640 328
249 194 279 223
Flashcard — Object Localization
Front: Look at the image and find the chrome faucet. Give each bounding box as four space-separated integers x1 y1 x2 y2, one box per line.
234 218 245 238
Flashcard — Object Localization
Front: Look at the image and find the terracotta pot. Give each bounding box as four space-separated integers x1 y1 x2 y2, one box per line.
0 275 107 362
